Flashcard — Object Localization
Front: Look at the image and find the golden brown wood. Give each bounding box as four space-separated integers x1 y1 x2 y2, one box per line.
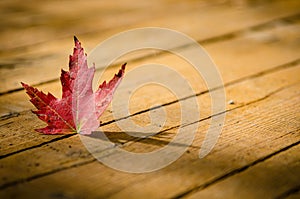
185 144 300 199
0 1 300 198
1 81 299 199
1 0 300 93
1 20 300 158
0 62 299 193
1 20 300 117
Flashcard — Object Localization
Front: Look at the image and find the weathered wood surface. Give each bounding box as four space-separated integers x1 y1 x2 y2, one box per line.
0 0 300 198
1 0 300 93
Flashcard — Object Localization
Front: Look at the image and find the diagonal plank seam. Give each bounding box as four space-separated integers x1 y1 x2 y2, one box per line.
101 58 300 126
173 138 300 199
0 157 96 190
121 82 300 148
90 12 300 71
275 185 300 199
0 112 19 121
0 134 74 159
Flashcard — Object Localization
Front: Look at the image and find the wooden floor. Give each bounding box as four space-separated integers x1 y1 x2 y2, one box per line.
1 0 300 198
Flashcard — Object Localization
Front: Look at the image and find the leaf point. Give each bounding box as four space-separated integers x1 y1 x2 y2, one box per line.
74 35 79 43
22 37 126 135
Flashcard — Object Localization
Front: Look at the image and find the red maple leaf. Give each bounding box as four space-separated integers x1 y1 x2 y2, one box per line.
22 36 126 135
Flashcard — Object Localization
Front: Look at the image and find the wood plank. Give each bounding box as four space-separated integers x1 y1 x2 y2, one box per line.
185 144 300 199
0 111 68 158
0 80 299 199
0 0 199 51
0 20 299 158
1 0 300 93
0 61 299 191
83 85 300 199
285 190 300 199
1 0 298 52
1 20 300 117
1 1 299 198
2 61 300 158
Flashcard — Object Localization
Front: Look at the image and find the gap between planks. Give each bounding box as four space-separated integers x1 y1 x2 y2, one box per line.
174 138 300 198
276 185 300 199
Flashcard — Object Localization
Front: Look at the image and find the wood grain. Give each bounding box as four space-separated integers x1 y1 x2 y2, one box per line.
0 18 299 161
1 19 300 117
1 80 299 199
1 0 300 93
1 1 300 198
0 61 299 191
185 144 300 199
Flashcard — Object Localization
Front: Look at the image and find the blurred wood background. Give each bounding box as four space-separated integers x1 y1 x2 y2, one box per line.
0 0 300 198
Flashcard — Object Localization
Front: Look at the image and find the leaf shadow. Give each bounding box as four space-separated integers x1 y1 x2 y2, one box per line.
85 130 200 150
